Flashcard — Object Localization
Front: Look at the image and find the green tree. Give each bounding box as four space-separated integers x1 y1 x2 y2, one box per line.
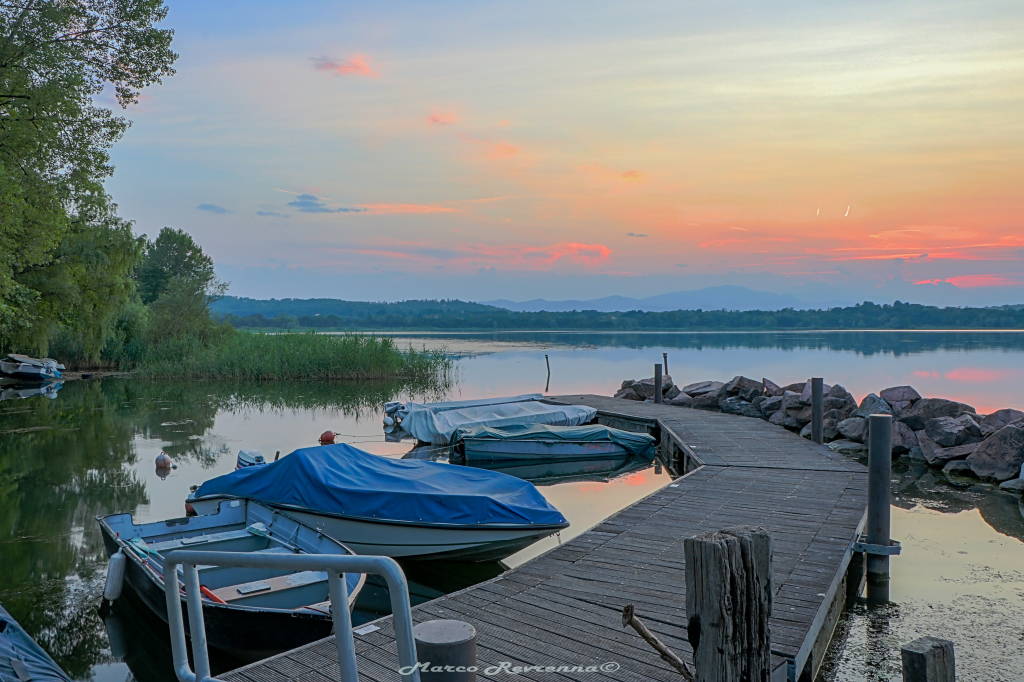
137 227 220 304
0 0 177 354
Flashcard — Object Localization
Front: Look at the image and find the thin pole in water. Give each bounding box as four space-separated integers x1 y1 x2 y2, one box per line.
662 352 669 376
544 354 551 392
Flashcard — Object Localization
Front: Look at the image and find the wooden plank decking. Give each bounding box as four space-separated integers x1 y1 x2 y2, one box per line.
223 395 868 682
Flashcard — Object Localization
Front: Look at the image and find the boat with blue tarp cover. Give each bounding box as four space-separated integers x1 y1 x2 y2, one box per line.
97 499 365 659
452 423 656 463
0 603 71 681
187 444 569 561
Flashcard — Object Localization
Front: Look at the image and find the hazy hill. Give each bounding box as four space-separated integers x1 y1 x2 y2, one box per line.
485 285 842 312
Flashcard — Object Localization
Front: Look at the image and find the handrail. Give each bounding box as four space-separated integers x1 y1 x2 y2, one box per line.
162 550 421 682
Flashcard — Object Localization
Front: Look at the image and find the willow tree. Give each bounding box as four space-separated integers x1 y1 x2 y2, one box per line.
0 0 177 360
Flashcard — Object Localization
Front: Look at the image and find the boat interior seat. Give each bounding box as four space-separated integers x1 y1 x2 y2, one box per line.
210 570 329 606
189 545 298 587
148 528 270 554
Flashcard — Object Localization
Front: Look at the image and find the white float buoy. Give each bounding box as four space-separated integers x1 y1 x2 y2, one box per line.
103 550 127 601
383 415 395 427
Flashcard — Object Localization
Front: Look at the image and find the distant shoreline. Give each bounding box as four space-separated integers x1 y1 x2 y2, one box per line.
249 328 1024 334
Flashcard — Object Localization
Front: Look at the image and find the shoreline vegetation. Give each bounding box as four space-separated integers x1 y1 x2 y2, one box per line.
213 298 1024 332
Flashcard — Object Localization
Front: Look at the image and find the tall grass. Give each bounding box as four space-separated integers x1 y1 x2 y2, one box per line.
136 331 451 382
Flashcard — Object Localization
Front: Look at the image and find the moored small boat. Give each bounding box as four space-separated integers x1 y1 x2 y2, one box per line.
0 354 64 382
452 423 657 464
464 452 656 486
1 603 71 681
188 444 569 562
97 499 365 659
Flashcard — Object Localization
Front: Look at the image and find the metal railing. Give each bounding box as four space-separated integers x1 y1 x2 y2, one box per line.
162 550 421 682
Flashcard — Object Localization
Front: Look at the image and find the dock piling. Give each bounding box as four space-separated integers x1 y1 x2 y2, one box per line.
866 413 893 602
662 352 669 375
654 363 663 403
683 526 772 681
901 636 955 681
414 619 477 680
811 377 824 444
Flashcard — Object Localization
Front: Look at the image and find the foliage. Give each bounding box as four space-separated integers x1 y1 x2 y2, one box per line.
0 0 176 356
135 331 451 382
137 226 222 303
215 299 1024 331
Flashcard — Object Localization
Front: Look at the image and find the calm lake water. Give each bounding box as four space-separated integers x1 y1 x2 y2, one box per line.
2 331 1022 680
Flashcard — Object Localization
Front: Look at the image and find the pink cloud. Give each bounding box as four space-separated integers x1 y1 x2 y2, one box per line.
311 55 378 77
485 141 520 159
358 203 459 215
944 368 1013 383
914 274 1024 288
329 241 611 271
427 110 459 126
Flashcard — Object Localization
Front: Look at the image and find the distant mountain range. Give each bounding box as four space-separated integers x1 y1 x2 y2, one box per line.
485 286 842 312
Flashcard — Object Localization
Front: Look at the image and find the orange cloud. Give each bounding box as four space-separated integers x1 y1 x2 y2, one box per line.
330 241 611 271
311 55 378 77
427 110 459 126
914 275 1024 288
944 368 1013 383
485 141 520 159
358 203 459 215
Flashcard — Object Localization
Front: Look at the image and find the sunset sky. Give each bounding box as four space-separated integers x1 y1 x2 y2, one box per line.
107 0 1024 305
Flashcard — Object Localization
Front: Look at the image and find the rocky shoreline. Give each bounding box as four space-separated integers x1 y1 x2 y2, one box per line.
614 374 1024 495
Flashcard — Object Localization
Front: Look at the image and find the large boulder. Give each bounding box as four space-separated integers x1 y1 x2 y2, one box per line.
780 391 804 412
763 378 783 397
980 409 1024 437
828 439 868 456
837 417 868 443
782 381 807 394
719 396 763 418
923 414 982 447
917 430 979 466
682 380 724 397
613 386 642 400
899 398 976 430
664 384 681 401
722 375 764 402
853 393 893 418
769 409 803 430
966 424 1024 481
800 419 839 441
667 393 693 407
691 392 723 410
880 385 922 404
632 375 675 400
999 478 1024 494
892 421 918 454
759 395 784 416
828 384 856 402
800 381 832 403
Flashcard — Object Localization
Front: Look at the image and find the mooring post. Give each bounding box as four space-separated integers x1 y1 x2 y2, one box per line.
654 363 663 403
414 619 477 681
866 413 893 603
683 526 772 682
811 377 824 444
544 354 551 392
662 351 669 375
901 636 955 681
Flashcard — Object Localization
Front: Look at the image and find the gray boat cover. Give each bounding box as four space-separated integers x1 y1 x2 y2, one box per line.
0 604 71 681
453 424 656 458
402 399 597 444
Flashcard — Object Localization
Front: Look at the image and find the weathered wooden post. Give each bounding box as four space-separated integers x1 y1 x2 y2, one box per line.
683 526 772 681
901 637 955 681
811 377 824 444
414 619 477 681
654 363 663 404
866 413 893 602
544 354 551 392
662 352 669 375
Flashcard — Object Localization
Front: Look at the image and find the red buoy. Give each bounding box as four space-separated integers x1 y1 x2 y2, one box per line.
319 430 336 445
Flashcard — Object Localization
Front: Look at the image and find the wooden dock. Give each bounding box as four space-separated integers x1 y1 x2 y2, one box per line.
223 395 868 682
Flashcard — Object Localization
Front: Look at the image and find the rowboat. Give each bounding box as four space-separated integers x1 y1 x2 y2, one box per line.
0 354 64 382
187 444 569 562
452 423 657 464
97 499 365 659
464 452 657 486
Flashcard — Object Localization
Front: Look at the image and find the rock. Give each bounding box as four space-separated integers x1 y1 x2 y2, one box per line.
966 424 1024 481
768 410 787 426
664 385 681 401
823 408 847 422
780 391 804 411
791 405 813 424
667 393 693 407
719 396 762 418
723 375 764 402
782 381 807 394
888 400 913 414
943 459 977 484
682 380 724 397
999 478 1024 494
620 379 635 390
827 384 855 402
853 393 893 418
837 417 867 442
632 375 675 399
759 395 784 416
800 419 840 441
899 398 976 430
763 378 783 397
980 408 1024 437
828 439 868 456
800 381 831 403
923 413 982 447
917 430 978 466
691 392 722 410
892 421 918 454
769 409 803 430
880 385 921 404
823 396 856 413
613 387 641 400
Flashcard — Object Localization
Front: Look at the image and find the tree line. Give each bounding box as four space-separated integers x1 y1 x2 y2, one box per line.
216 300 1024 331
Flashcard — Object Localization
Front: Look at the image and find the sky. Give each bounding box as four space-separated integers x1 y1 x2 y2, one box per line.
106 0 1024 305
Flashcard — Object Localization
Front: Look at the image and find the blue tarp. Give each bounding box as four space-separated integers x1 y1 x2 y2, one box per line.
194 444 569 528
0 604 71 682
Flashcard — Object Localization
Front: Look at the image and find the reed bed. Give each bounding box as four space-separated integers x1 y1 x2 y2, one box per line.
136 332 451 381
